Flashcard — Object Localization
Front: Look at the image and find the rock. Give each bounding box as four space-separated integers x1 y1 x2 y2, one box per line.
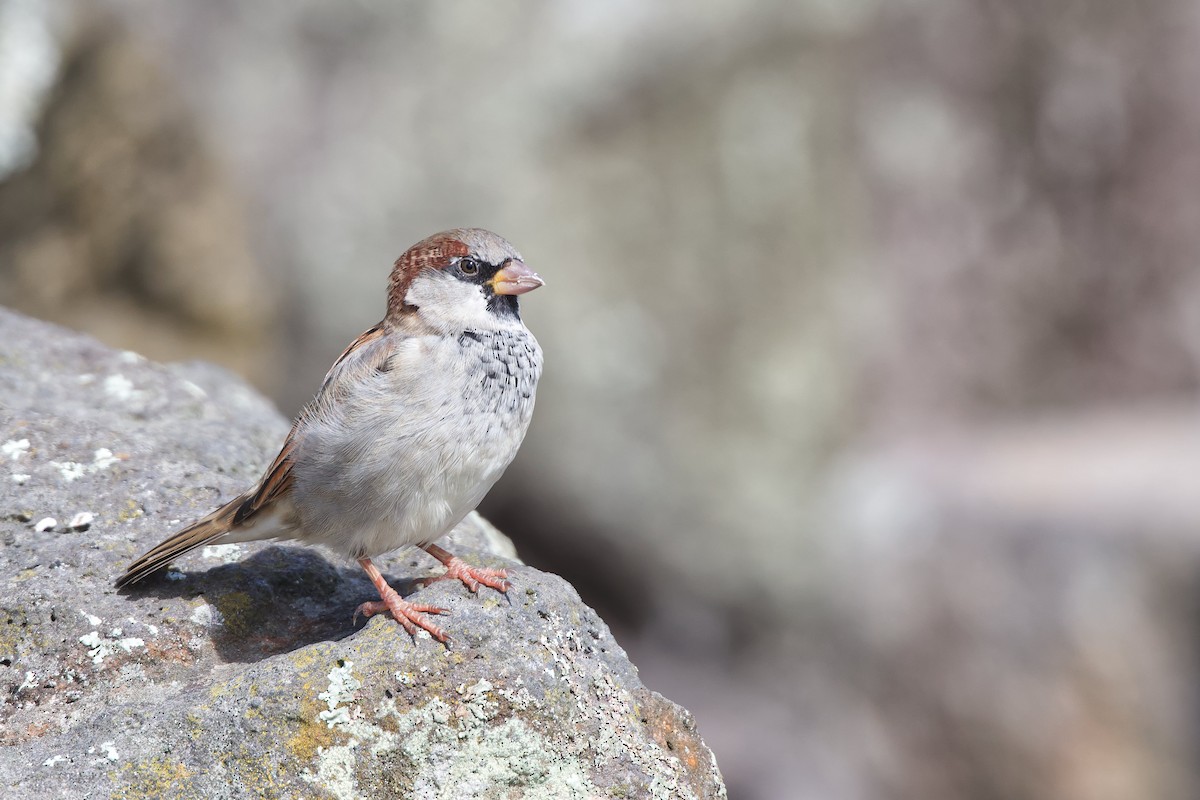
0 307 725 799
803 417 1200 800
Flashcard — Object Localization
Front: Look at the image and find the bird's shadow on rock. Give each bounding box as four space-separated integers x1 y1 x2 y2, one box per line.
119 545 429 663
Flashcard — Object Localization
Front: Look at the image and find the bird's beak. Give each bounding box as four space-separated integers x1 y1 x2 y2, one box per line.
490 259 545 296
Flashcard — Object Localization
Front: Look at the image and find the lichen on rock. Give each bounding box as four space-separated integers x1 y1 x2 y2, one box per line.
0 307 726 799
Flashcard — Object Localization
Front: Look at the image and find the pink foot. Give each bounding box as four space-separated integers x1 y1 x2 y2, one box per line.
357 557 449 642
421 543 511 594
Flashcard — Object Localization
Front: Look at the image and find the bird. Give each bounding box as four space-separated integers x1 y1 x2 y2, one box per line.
116 228 544 642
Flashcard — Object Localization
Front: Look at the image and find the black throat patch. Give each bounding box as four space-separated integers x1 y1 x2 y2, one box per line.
485 293 521 320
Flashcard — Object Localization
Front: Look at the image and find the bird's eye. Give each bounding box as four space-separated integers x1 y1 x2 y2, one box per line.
458 258 480 276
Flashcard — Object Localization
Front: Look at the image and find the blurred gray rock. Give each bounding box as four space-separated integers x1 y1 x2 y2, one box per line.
0 0 60 179
0 307 725 799
0 3 285 393
858 1 1200 424
799 414 1200 800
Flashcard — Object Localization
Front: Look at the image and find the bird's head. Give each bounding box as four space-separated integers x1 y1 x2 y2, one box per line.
387 228 544 331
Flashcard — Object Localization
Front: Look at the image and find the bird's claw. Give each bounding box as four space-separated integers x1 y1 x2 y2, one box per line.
418 558 511 594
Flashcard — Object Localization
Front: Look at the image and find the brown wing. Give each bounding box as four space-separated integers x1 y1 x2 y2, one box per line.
117 323 392 586
319 322 391 393
234 322 390 523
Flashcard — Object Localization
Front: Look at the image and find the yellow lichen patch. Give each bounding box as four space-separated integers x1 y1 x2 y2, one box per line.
287 714 340 763
209 670 252 705
117 499 144 522
208 672 241 702
113 757 194 799
218 751 288 795
411 679 449 702
185 712 204 741
212 591 261 639
285 643 340 680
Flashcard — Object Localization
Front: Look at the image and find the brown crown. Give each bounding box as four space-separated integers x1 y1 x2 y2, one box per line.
386 231 472 318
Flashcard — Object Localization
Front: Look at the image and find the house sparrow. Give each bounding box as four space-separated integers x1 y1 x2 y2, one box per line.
116 228 544 642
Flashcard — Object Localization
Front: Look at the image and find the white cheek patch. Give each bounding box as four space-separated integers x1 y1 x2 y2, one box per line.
406 271 514 333
406 271 484 310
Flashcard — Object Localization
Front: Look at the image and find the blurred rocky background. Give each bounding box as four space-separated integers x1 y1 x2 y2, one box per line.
3 1 1200 798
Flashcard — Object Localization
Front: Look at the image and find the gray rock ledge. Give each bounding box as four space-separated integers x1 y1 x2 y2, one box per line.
0 307 726 800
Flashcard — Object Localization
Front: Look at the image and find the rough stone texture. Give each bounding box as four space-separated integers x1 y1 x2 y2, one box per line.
0 307 725 799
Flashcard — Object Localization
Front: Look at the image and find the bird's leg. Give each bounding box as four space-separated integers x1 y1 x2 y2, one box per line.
420 543 511 593
355 557 449 642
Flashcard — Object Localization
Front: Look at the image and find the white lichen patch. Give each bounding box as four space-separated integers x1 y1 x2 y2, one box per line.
80 611 102 627
78 630 145 665
455 679 499 722
87 741 120 766
302 661 400 800
11 473 29 484
3 438 29 459
300 670 599 800
319 661 363 728
47 449 117 482
91 448 118 470
42 755 67 767
126 618 158 635
302 742 361 800
118 350 144 364
298 621 725 798
201 543 243 563
495 682 535 712
49 461 85 481
403 712 595 798
189 603 222 627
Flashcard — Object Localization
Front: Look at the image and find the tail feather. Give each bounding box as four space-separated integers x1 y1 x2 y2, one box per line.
115 495 244 587
121 402 303 588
